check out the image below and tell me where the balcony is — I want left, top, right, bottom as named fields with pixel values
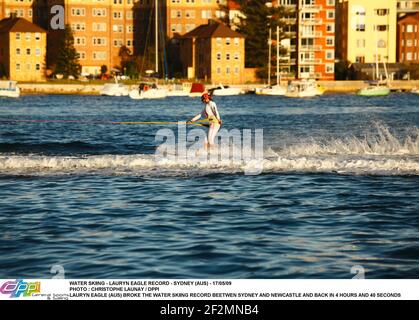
left=300, top=18, right=323, bottom=25
left=300, top=5, right=322, bottom=12
left=300, top=58, right=323, bottom=64
left=300, top=31, right=323, bottom=37
left=278, top=59, right=297, bottom=65
left=300, top=45, right=322, bottom=51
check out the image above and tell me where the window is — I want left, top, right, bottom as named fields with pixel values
left=327, top=0, right=335, bottom=5
left=326, top=37, right=334, bottom=46
left=355, top=56, right=365, bottom=63
left=26, top=48, right=31, bottom=55
left=356, top=24, right=365, bottom=31
left=16, top=33, right=21, bottom=41
left=226, top=53, right=230, bottom=60
left=93, top=23, right=107, bottom=32
left=25, top=33, right=31, bottom=41
left=113, top=12, right=123, bottom=19
left=226, top=38, right=230, bottom=45
left=375, top=25, right=388, bottom=31
left=113, top=39, right=124, bottom=47
left=326, top=24, right=334, bottom=33
left=216, top=67, right=221, bottom=75
left=36, top=48, right=41, bottom=56
left=234, top=53, right=239, bottom=60
left=326, top=64, right=334, bottom=73
left=216, top=38, right=222, bottom=46
left=36, top=64, right=40, bottom=71
left=234, top=66, right=239, bottom=74
left=356, top=39, right=365, bottom=48
left=326, top=50, right=334, bottom=60
left=93, top=52, right=107, bottom=60
left=216, top=52, right=221, bottom=60
left=16, top=48, right=21, bottom=55
left=201, top=10, right=211, bottom=19
left=406, top=52, right=413, bottom=61
left=16, top=63, right=21, bottom=71
left=185, top=10, right=195, bottom=19
left=406, top=25, right=414, bottom=33
left=226, top=67, right=230, bottom=74
left=93, top=38, right=107, bottom=46
left=113, top=25, right=123, bottom=32
left=93, top=9, right=107, bottom=16
left=375, top=9, right=389, bottom=16
left=71, top=8, right=85, bottom=16
left=301, top=38, right=314, bottom=46
left=75, top=37, right=86, bottom=45
left=234, top=37, right=239, bottom=46
left=72, top=23, right=86, bottom=31
left=35, top=33, right=41, bottom=41
left=326, top=10, right=335, bottom=19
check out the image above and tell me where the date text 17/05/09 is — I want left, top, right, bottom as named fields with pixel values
left=160, top=304, right=259, bottom=317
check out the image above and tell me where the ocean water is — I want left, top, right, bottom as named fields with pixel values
left=0, top=93, right=418, bottom=279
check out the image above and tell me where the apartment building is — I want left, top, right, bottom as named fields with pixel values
left=138, top=0, right=228, bottom=40
left=180, top=20, right=245, bottom=84
left=397, top=12, right=419, bottom=62
left=398, top=0, right=419, bottom=14
left=336, top=0, right=398, bottom=64
left=276, top=0, right=336, bottom=80
left=42, top=0, right=136, bottom=75
left=0, top=17, right=47, bottom=81
left=0, top=0, right=36, bottom=22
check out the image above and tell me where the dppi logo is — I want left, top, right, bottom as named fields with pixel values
left=0, top=280, right=41, bottom=298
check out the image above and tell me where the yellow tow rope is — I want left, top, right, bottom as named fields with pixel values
left=115, top=119, right=211, bottom=126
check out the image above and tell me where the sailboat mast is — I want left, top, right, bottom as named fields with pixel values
left=276, top=26, right=279, bottom=85
left=375, top=25, right=379, bottom=80
left=155, top=0, right=159, bottom=74
left=268, top=27, right=272, bottom=86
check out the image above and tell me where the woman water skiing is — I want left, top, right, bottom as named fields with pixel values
left=188, top=93, right=222, bottom=150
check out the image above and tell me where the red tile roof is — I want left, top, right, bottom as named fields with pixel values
left=183, top=20, right=244, bottom=39
left=0, top=17, right=46, bottom=34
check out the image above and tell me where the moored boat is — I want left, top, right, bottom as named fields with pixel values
left=285, top=79, right=324, bottom=98
left=129, top=83, right=167, bottom=100
left=209, top=83, right=244, bottom=96
left=357, top=82, right=390, bottom=97
left=0, top=81, right=20, bottom=98
left=100, top=78, right=129, bottom=96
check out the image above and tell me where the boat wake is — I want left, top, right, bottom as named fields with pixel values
left=0, top=124, right=417, bottom=176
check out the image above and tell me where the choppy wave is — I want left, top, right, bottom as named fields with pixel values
left=279, top=124, right=419, bottom=156
left=0, top=153, right=417, bottom=176
left=0, top=124, right=417, bottom=176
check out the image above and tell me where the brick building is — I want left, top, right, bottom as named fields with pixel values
left=0, top=17, right=47, bottom=81
left=180, top=21, right=245, bottom=84
left=397, top=12, right=419, bottom=62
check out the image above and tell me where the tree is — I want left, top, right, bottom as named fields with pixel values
left=54, top=25, right=81, bottom=78
left=235, top=1, right=290, bottom=70
left=0, top=63, right=7, bottom=79
left=335, top=59, right=351, bottom=80
left=100, top=65, right=108, bottom=75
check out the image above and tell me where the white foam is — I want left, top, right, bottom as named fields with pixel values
left=0, top=153, right=417, bottom=176
left=1, top=124, right=417, bottom=176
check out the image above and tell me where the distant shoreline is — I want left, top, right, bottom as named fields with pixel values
left=13, top=80, right=419, bottom=95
